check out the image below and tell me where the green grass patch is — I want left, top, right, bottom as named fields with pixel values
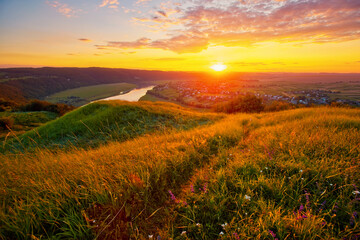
left=1, top=101, right=219, bottom=152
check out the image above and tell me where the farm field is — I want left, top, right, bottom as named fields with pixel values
left=45, top=83, right=137, bottom=106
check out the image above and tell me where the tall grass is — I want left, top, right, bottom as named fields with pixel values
left=0, top=105, right=359, bottom=239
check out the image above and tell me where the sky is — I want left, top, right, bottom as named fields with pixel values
left=0, top=0, right=359, bottom=72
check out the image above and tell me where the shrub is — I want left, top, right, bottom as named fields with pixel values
left=0, top=116, right=14, bottom=130
left=0, top=98, right=19, bottom=112
left=20, top=100, right=76, bottom=116
left=264, top=100, right=296, bottom=112
left=214, top=93, right=264, bottom=113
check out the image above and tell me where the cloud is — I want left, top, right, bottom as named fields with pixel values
left=46, top=1, right=81, bottom=18
left=136, top=0, right=151, bottom=5
left=99, top=0, right=119, bottom=9
left=78, top=38, right=92, bottom=42
left=102, top=0, right=360, bottom=53
left=98, top=34, right=209, bottom=53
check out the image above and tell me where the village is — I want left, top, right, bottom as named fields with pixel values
left=148, top=81, right=360, bottom=108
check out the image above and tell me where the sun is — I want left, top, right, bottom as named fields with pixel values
left=210, top=63, right=227, bottom=72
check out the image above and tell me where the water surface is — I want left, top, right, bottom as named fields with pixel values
left=100, top=86, right=155, bottom=102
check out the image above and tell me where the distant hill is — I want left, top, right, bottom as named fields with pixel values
left=0, top=67, right=203, bottom=103
left=1, top=67, right=359, bottom=105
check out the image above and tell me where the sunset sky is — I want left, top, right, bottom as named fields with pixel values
left=0, top=0, right=359, bottom=72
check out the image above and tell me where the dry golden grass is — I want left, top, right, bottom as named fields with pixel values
left=0, top=104, right=359, bottom=239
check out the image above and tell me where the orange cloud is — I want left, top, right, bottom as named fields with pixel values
left=105, top=0, right=360, bottom=53
left=99, top=0, right=119, bottom=9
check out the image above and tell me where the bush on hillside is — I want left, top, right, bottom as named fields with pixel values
left=213, top=94, right=264, bottom=113
left=0, top=116, right=14, bottom=130
left=0, top=98, right=19, bottom=112
left=264, top=100, right=296, bottom=112
left=20, top=100, right=76, bottom=116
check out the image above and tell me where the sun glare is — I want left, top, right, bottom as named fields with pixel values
left=210, top=63, right=227, bottom=72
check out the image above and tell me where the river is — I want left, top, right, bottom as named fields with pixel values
left=99, top=86, right=155, bottom=102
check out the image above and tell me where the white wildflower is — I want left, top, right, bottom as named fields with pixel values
left=301, top=178, right=304, bottom=180
left=219, top=231, right=224, bottom=235
left=196, top=223, right=201, bottom=227
left=244, top=195, right=251, bottom=201
left=265, top=167, right=268, bottom=170
left=181, top=231, right=186, bottom=236
left=353, top=191, right=360, bottom=195
left=149, top=235, right=153, bottom=239
left=260, top=170, right=263, bottom=173
left=299, top=169, right=303, bottom=173
left=330, top=183, right=333, bottom=186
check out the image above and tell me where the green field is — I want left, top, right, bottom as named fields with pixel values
left=0, top=102, right=359, bottom=239
left=45, top=83, right=136, bottom=106
left=0, top=111, right=58, bottom=140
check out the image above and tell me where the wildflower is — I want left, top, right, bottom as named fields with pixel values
left=168, top=190, right=179, bottom=203
left=190, top=185, right=195, bottom=193
left=219, top=231, right=224, bottom=235
left=260, top=170, right=263, bottom=173
left=181, top=231, right=186, bottom=236
left=265, top=167, right=268, bottom=170
left=353, top=191, right=360, bottom=195
left=299, top=204, right=304, bottom=212
left=288, top=177, right=291, bottom=179
left=196, top=223, right=201, bottom=227
left=330, top=183, right=333, bottom=186
left=221, top=223, right=228, bottom=229
left=317, top=200, right=326, bottom=212
left=301, top=178, right=304, bottom=180
left=244, top=195, right=251, bottom=201
left=233, top=233, right=240, bottom=239
left=269, top=230, right=276, bottom=238
left=149, top=235, right=153, bottom=239
left=299, top=169, right=303, bottom=173
left=203, top=183, right=208, bottom=193
left=245, top=212, right=248, bottom=215
left=350, top=212, right=357, bottom=227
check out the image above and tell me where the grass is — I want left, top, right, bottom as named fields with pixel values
left=0, top=111, right=58, bottom=140
left=1, top=100, right=219, bottom=153
left=0, top=104, right=359, bottom=239
left=45, top=83, right=137, bottom=106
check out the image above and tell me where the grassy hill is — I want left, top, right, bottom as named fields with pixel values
left=0, top=104, right=359, bottom=239
left=1, top=101, right=219, bottom=153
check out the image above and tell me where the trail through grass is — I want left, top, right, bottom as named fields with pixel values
left=0, top=105, right=359, bottom=239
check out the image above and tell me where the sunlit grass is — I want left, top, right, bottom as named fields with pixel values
left=0, top=105, right=359, bottom=239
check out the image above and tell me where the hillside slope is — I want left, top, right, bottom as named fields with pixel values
left=0, top=106, right=359, bottom=239
left=1, top=100, right=219, bottom=152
